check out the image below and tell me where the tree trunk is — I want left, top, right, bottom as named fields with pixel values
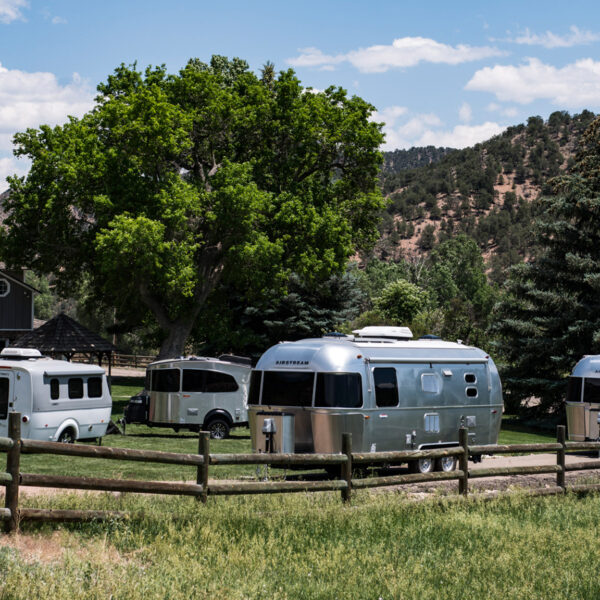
left=156, top=319, right=196, bottom=360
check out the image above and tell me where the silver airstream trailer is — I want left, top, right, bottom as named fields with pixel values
left=0, top=347, right=112, bottom=442
left=565, top=355, right=600, bottom=441
left=139, top=356, right=251, bottom=439
left=248, top=327, right=503, bottom=472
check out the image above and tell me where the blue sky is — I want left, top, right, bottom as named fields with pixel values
left=1, top=0, right=600, bottom=190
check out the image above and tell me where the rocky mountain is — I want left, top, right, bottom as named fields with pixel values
left=376, top=110, right=596, bottom=282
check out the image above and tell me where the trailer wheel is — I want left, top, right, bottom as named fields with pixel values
left=436, top=456, right=457, bottom=472
left=57, top=428, right=76, bottom=444
left=410, top=458, right=435, bottom=474
left=206, top=418, right=230, bottom=440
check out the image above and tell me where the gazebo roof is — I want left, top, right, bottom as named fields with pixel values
left=11, top=313, right=116, bottom=354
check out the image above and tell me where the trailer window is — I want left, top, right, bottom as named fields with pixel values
left=182, top=369, right=205, bottom=392
left=68, top=378, right=84, bottom=399
left=262, top=371, right=314, bottom=407
left=567, top=377, right=583, bottom=402
left=88, top=377, right=102, bottom=398
left=315, top=373, right=362, bottom=408
left=50, top=378, right=59, bottom=400
left=151, top=369, right=180, bottom=392
left=248, top=371, right=262, bottom=405
left=373, top=368, right=398, bottom=408
left=0, top=378, right=8, bottom=419
left=584, top=378, right=600, bottom=403
left=204, top=371, right=238, bottom=393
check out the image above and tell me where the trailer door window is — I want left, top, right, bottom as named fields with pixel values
left=262, top=371, right=314, bottom=407
left=421, top=374, right=441, bottom=394
left=315, top=373, right=362, bottom=408
left=50, top=378, right=59, bottom=400
left=151, top=369, right=180, bottom=393
left=567, top=377, right=583, bottom=402
left=68, top=378, right=84, bottom=399
left=0, top=378, right=8, bottom=419
left=88, top=377, right=102, bottom=398
left=374, top=368, right=398, bottom=408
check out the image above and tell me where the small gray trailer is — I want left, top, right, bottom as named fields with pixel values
left=125, top=355, right=251, bottom=439
left=565, top=355, right=600, bottom=441
left=248, top=327, right=503, bottom=472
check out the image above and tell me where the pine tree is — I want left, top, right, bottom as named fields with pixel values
left=492, top=116, right=600, bottom=414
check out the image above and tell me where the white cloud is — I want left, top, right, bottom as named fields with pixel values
left=466, top=57, right=600, bottom=106
left=379, top=109, right=504, bottom=151
left=486, top=102, right=519, bottom=118
left=372, top=105, right=408, bottom=127
left=0, top=0, right=27, bottom=24
left=416, top=122, right=506, bottom=149
left=0, top=63, right=94, bottom=191
left=0, top=157, right=29, bottom=192
left=459, top=102, right=472, bottom=123
left=509, top=26, right=600, bottom=48
left=288, top=37, right=504, bottom=73
left=51, top=15, right=67, bottom=25
left=288, top=47, right=345, bottom=68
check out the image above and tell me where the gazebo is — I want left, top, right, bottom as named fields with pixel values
left=11, top=312, right=117, bottom=378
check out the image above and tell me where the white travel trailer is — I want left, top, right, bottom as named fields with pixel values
left=565, top=355, right=600, bottom=441
left=248, top=327, right=503, bottom=472
left=128, top=356, right=252, bottom=439
left=0, top=347, right=112, bottom=442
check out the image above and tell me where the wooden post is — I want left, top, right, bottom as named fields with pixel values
left=198, top=432, right=210, bottom=503
left=458, top=427, right=469, bottom=497
left=557, top=425, right=566, bottom=491
left=341, top=433, right=352, bottom=503
left=4, top=413, right=21, bottom=534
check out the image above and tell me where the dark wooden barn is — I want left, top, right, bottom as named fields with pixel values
left=0, top=269, right=38, bottom=349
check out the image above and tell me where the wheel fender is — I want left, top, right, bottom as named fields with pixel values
left=203, top=409, right=232, bottom=426
left=55, top=419, right=80, bottom=441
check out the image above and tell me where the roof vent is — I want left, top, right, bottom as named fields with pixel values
left=352, top=326, right=413, bottom=340
left=1, top=348, right=42, bottom=358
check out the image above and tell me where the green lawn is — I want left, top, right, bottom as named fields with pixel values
left=3, top=491, right=600, bottom=599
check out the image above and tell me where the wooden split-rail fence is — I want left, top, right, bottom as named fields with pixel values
left=2, top=413, right=600, bottom=533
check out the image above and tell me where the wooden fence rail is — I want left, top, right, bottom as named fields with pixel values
left=3, top=413, right=600, bottom=533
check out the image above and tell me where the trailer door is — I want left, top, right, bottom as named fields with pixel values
left=0, top=371, right=14, bottom=431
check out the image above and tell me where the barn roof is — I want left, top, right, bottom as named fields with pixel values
left=11, top=312, right=116, bottom=354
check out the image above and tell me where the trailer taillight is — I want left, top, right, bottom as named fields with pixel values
left=22, top=415, right=29, bottom=423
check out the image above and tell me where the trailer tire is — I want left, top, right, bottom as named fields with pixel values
left=435, top=456, right=457, bottom=472
left=410, top=458, right=435, bottom=474
left=206, top=418, right=230, bottom=440
left=57, top=428, right=76, bottom=444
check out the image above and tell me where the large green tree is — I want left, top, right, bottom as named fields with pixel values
left=0, top=56, right=384, bottom=358
left=492, top=116, right=600, bottom=414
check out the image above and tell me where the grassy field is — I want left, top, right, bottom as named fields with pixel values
left=18, top=376, right=558, bottom=481
left=3, top=376, right=594, bottom=599
left=2, top=490, right=600, bottom=599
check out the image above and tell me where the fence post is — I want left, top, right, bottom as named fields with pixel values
left=557, top=425, right=566, bottom=492
left=198, top=432, right=210, bottom=503
left=341, top=433, right=352, bottom=503
left=458, top=427, right=469, bottom=497
left=4, top=413, right=21, bottom=534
